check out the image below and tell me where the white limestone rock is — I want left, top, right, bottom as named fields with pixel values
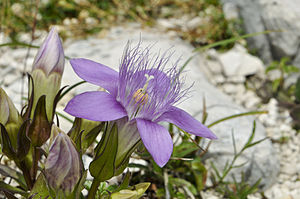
left=218, top=44, right=265, bottom=78
left=221, top=0, right=300, bottom=68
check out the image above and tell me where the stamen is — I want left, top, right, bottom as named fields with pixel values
left=133, top=88, right=148, bottom=104
left=130, top=74, right=155, bottom=118
left=142, top=74, right=154, bottom=91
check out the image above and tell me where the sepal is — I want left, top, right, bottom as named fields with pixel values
left=110, top=182, right=150, bottom=199
left=0, top=124, right=16, bottom=159
left=27, top=95, right=51, bottom=147
left=89, top=123, right=118, bottom=181
left=68, top=117, right=103, bottom=153
left=90, top=120, right=141, bottom=181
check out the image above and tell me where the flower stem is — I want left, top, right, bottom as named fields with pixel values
left=31, top=147, right=40, bottom=182
left=18, top=160, right=33, bottom=189
left=87, top=178, right=101, bottom=199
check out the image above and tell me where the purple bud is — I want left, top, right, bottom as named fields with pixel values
left=45, top=133, right=82, bottom=194
left=32, top=27, right=64, bottom=76
left=30, top=27, right=65, bottom=121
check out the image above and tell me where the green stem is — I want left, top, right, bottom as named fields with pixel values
left=87, top=178, right=101, bottom=199
left=31, top=147, right=40, bottom=183
left=18, top=160, right=33, bottom=189
left=207, top=111, right=268, bottom=128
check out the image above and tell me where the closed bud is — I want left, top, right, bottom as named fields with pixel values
left=30, top=27, right=65, bottom=121
left=45, top=132, right=82, bottom=195
left=0, top=88, right=22, bottom=149
left=0, top=88, right=22, bottom=126
left=32, top=27, right=64, bottom=76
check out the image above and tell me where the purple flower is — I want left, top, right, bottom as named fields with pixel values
left=65, top=43, right=217, bottom=167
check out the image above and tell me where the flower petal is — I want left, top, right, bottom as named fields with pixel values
left=64, top=91, right=127, bottom=121
left=157, top=106, right=217, bottom=139
left=70, top=58, right=119, bottom=94
left=136, top=119, right=173, bottom=167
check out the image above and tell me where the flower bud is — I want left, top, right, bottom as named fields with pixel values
left=0, top=88, right=22, bottom=126
left=45, top=132, right=82, bottom=195
left=32, top=27, right=64, bottom=76
left=0, top=88, right=23, bottom=149
left=30, top=27, right=65, bottom=121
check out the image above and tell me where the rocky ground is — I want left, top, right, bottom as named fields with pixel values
left=202, top=45, right=300, bottom=199
left=0, top=24, right=299, bottom=199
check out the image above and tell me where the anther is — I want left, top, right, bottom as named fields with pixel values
left=132, top=74, right=154, bottom=105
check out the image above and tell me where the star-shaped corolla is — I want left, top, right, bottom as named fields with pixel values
left=65, top=43, right=217, bottom=167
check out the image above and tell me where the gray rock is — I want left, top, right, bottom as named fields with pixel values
left=64, top=25, right=279, bottom=189
left=221, top=0, right=300, bottom=67
left=186, top=16, right=203, bottom=30
left=222, top=1, right=239, bottom=20
left=218, top=44, right=264, bottom=77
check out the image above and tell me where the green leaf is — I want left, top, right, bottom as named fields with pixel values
left=0, top=123, right=16, bottom=159
left=190, top=158, right=207, bottom=191
left=272, top=79, right=280, bottom=92
left=28, top=95, right=51, bottom=147
left=244, top=121, right=256, bottom=148
left=89, top=123, right=118, bottom=181
left=207, top=111, right=267, bottom=128
left=265, top=64, right=278, bottom=74
left=284, top=65, right=299, bottom=74
left=0, top=181, right=28, bottom=197
left=294, top=77, right=300, bottom=102
left=110, top=182, right=150, bottom=199
left=22, top=74, right=35, bottom=120
left=181, top=30, right=276, bottom=71
left=59, top=81, right=86, bottom=101
left=68, top=118, right=102, bottom=153
left=115, top=172, right=131, bottom=192
left=16, top=120, right=31, bottom=160
left=290, top=105, right=300, bottom=123
left=169, top=177, right=197, bottom=195
left=29, top=174, right=53, bottom=199
left=0, top=164, right=27, bottom=189
left=82, top=122, right=104, bottom=152
left=173, top=140, right=199, bottom=157
left=52, top=85, right=68, bottom=120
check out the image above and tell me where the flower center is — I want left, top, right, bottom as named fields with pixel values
left=132, top=74, right=154, bottom=105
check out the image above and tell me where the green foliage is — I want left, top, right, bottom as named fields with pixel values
left=1, top=0, right=240, bottom=49
left=263, top=57, right=300, bottom=128
left=265, top=57, right=299, bottom=93
left=130, top=117, right=267, bottom=198
left=29, top=174, right=53, bottom=199
left=294, top=77, right=300, bottom=102
left=217, top=173, right=261, bottom=199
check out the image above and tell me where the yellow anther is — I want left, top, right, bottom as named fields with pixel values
left=132, top=74, right=154, bottom=105
left=133, top=88, right=149, bottom=105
